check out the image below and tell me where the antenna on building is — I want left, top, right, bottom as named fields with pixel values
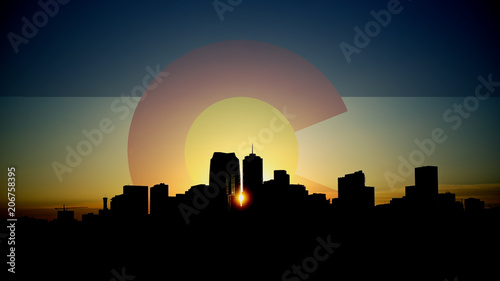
left=252, top=143, right=253, bottom=154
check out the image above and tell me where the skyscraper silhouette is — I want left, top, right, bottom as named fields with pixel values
left=243, top=148, right=263, bottom=195
left=415, top=166, right=438, bottom=201
left=102, top=197, right=108, bottom=211
left=209, top=152, right=240, bottom=209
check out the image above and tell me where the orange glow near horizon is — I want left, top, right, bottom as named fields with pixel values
left=4, top=41, right=499, bottom=221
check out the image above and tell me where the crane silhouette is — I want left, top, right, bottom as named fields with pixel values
left=54, top=205, right=88, bottom=222
left=55, top=205, right=87, bottom=211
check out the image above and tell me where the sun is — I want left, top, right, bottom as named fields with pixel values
left=238, top=193, right=244, bottom=206
left=184, top=97, right=299, bottom=186
left=127, top=41, right=345, bottom=196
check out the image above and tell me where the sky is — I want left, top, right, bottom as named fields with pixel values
left=1, top=0, right=499, bottom=220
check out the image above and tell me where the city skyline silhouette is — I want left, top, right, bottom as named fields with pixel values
left=2, top=1, right=499, bottom=280
left=4, top=149, right=498, bottom=280
left=18, top=147, right=492, bottom=225
left=81, top=150, right=490, bottom=222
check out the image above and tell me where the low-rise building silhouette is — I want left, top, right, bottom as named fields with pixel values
left=337, top=170, right=374, bottom=209
left=111, top=185, right=148, bottom=218
left=150, top=183, right=169, bottom=217
left=261, top=170, right=308, bottom=209
left=464, top=197, right=485, bottom=214
left=57, top=209, right=75, bottom=222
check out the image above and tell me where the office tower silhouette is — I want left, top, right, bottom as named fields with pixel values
left=209, top=152, right=240, bottom=209
left=111, top=185, right=148, bottom=217
left=337, top=171, right=374, bottom=209
left=150, top=183, right=169, bottom=217
left=243, top=148, right=263, bottom=196
left=102, top=197, right=108, bottom=211
left=415, top=166, right=438, bottom=201
left=397, top=166, right=463, bottom=211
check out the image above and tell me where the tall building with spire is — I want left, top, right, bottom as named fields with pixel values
left=243, top=145, right=263, bottom=196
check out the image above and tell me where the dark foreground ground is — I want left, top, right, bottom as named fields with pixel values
left=2, top=206, right=499, bottom=281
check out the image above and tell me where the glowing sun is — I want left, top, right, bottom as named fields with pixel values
left=184, top=97, right=299, bottom=185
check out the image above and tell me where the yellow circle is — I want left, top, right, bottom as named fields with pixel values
left=185, top=97, right=298, bottom=185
